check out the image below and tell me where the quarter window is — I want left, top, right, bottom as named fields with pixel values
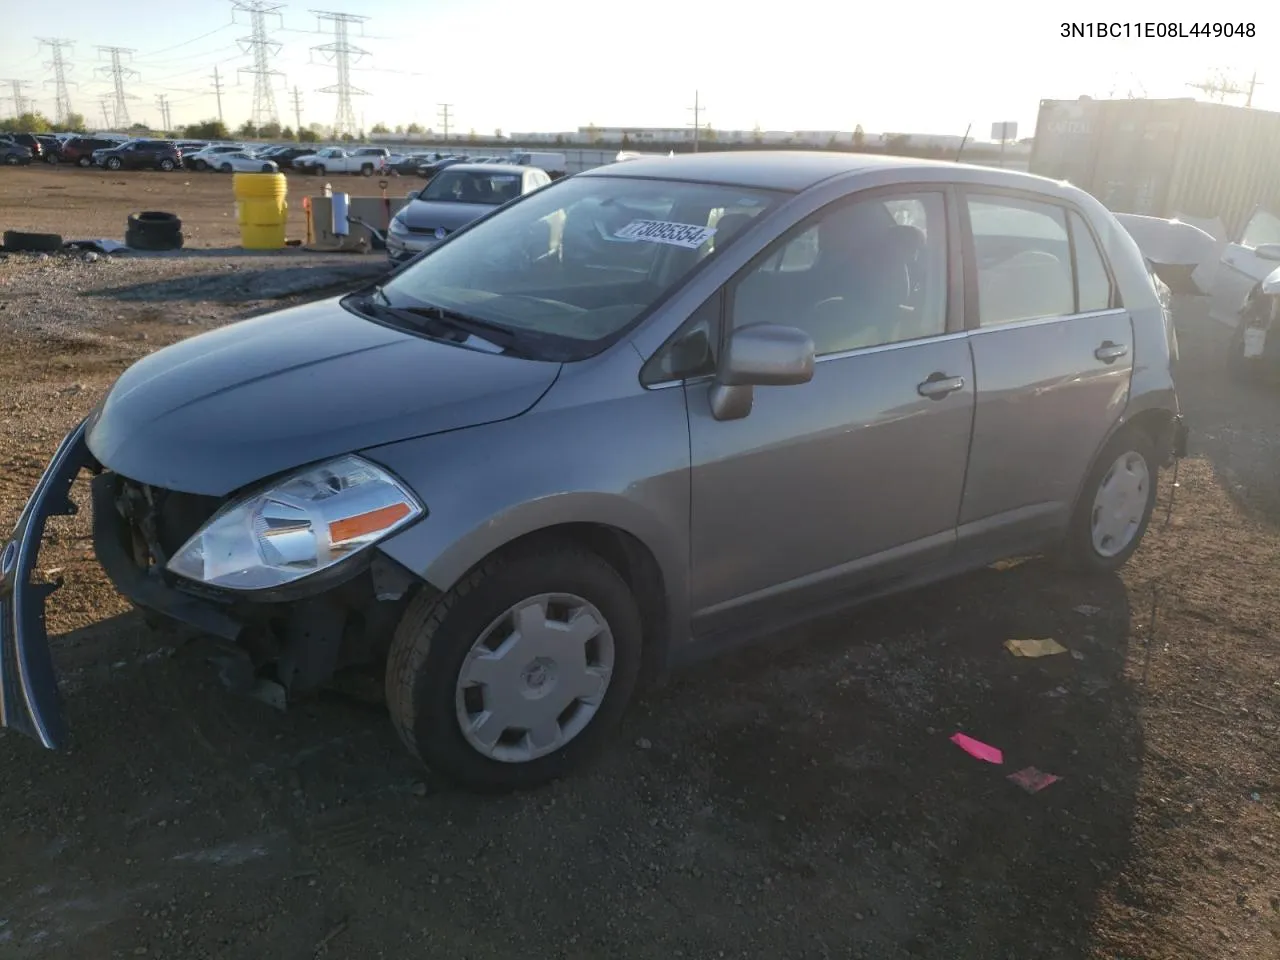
left=729, top=191, right=948, bottom=356
left=1069, top=210, right=1113, bottom=312
left=967, top=196, right=1074, bottom=325
left=1240, top=209, right=1280, bottom=249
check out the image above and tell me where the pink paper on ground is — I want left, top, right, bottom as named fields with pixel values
left=1008, top=767, right=1061, bottom=793
left=950, top=732, right=1004, bottom=764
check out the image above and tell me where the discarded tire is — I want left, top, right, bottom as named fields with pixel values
left=3, top=230, right=63, bottom=253
left=125, top=211, right=184, bottom=251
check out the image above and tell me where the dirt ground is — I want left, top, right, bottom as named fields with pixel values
left=0, top=164, right=407, bottom=249
left=2, top=173, right=1280, bottom=959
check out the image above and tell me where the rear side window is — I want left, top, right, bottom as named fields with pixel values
left=1069, top=211, right=1113, bottom=312
left=967, top=195, right=1073, bottom=326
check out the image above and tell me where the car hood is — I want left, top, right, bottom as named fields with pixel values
left=85, top=298, right=562, bottom=497
left=399, top=200, right=498, bottom=233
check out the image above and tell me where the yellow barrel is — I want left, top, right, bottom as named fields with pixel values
left=233, top=172, right=289, bottom=249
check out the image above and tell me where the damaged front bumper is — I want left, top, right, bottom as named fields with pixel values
left=0, top=421, right=94, bottom=748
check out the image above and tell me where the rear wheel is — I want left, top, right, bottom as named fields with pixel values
left=261, top=163, right=273, bottom=173
left=3, top=154, right=18, bottom=166
left=1063, top=428, right=1158, bottom=573
left=360, top=164, right=374, bottom=177
left=159, top=158, right=175, bottom=172
left=386, top=541, right=643, bottom=792
left=315, top=164, right=326, bottom=176
left=77, top=156, right=91, bottom=168
left=105, top=157, right=122, bottom=171
left=219, top=163, right=233, bottom=173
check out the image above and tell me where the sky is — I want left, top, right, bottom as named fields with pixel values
left=2, top=0, right=1277, bottom=139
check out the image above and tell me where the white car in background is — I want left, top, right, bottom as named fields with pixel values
left=213, top=152, right=280, bottom=173
left=187, top=144, right=248, bottom=171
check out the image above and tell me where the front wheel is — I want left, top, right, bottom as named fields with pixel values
left=261, top=164, right=273, bottom=173
left=77, top=156, right=91, bottom=167
left=45, top=153, right=58, bottom=165
left=1063, top=428, right=1159, bottom=573
left=360, top=164, right=374, bottom=177
left=3, top=154, right=17, bottom=166
left=219, top=163, right=233, bottom=173
left=159, top=158, right=175, bottom=172
left=385, top=542, right=643, bottom=792
left=105, top=157, right=122, bottom=171
left=314, top=164, right=326, bottom=176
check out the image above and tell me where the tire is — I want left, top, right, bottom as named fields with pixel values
left=261, top=164, right=273, bottom=173
left=386, top=541, right=643, bottom=792
left=3, top=230, right=63, bottom=252
left=191, top=159, right=206, bottom=171
left=77, top=156, right=91, bottom=168
left=45, top=153, right=58, bottom=165
left=3, top=154, right=17, bottom=166
left=159, top=158, right=175, bottom=172
left=360, top=164, right=374, bottom=177
left=125, top=211, right=183, bottom=251
left=219, top=163, right=232, bottom=173
left=1063, top=427, right=1159, bottom=574
left=315, top=164, right=326, bottom=176
left=105, top=157, right=122, bottom=171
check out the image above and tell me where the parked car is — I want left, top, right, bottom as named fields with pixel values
left=260, top=146, right=316, bottom=171
left=93, top=139, right=183, bottom=172
left=36, top=136, right=61, bottom=163
left=185, top=144, right=247, bottom=171
left=212, top=152, right=280, bottom=173
left=386, top=163, right=551, bottom=264
left=0, top=152, right=1187, bottom=792
left=57, top=136, right=126, bottom=168
left=387, top=152, right=436, bottom=175
left=0, top=133, right=45, bottom=162
left=415, top=155, right=470, bottom=180
left=0, top=142, right=34, bottom=166
left=293, top=146, right=389, bottom=176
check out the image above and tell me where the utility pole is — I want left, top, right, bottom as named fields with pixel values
left=311, top=10, right=370, bottom=138
left=291, top=84, right=304, bottom=133
left=438, top=103, right=452, bottom=141
left=1246, top=70, right=1263, bottom=107
left=1187, top=68, right=1255, bottom=104
left=4, top=79, right=32, bottom=117
left=37, top=38, right=76, bottom=125
left=232, top=0, right=284, bottom=129
left=686, top=90, right=706, bottom=153
left=95, top=46, right=139, bottom=128
left=156, top=94, right=172, bottom=132
left=211, top=64, right=225, bottom=123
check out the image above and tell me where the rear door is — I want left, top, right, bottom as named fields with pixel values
left=956, top=190, right=1133, bottom=557
left=1210, top=207, right=1280, bottom=325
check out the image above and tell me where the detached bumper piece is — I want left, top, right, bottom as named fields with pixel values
left=0, top=421, right=93, bottom=749
left=1171, top=414, right=1189, bottom=460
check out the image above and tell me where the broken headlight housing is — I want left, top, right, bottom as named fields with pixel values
left=166, top=455, right=423, bottom=591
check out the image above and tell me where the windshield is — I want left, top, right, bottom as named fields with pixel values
left=380, top=174, right=781, bottom=351
left=420, top=169, right=525, bottom=205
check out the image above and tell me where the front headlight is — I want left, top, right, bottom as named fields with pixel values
left=166, top=455, right=423, bottom=591
left=388, top=213, right=410, bottom=235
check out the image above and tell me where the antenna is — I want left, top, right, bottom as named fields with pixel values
left=310, top=10, right=370, bottom=137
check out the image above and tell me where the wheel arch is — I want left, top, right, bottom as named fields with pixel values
left=1067, top=401, right=1177, bottom=525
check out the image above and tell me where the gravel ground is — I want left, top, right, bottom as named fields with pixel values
left=1, top=242, right=1279, bottom=960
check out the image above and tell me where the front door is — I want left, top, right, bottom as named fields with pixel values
left=957, top=191, right=1134, bottom=555
left=1210, top=207, right=1280, bottom=325
left=686, top=187, right=975, bottom=639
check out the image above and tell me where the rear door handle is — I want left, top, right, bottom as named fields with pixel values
left=1095, top=341, right=1129, bottom=363
left=917, top=373, right=966, bottom=399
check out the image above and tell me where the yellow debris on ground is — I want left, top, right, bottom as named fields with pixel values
left=1004, top=638, right=1069, bottom=658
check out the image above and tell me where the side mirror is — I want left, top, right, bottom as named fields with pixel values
left=1255, top=242, right=1280, bottom=263
left=406, top=190, right=420, bottom=201
left=709, top=323, right=815, bottom=421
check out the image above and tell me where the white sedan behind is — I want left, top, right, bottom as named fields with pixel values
left=214, top=152, right=280, bottom=174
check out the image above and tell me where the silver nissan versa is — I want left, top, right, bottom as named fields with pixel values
left=1, top=152, right=1187, bottom=792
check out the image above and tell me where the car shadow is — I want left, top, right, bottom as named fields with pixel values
left=82, top=262, right=388, bottom=304
left=1169, top=294, right=1280, bottom=527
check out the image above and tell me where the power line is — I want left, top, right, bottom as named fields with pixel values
left=37, top=38, right=76, bottom=125
left=311, top=9, right=370, bottom=137
left=438, top=103, right=453, bottom=140
left=4, top=79, right=33, bottom=116
left=96, top=46, right=140, bottom=127
left=135, top=21, right=236, bottom=60
left=232, top=1, right=285, bottom=129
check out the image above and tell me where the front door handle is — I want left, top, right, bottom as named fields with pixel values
left=1095, top=341, right=1129, bottom=363
left=917, top=372, right=965, bottom=399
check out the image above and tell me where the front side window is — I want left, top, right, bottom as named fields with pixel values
left=1241, top=208, right=1280, bottom=249
left=421, top=170, right=526, bottom=206
left=967, top=195, right=1074, bottom=325
left=379, top=175, right=780, bottom=353
left=729, top=191, right=948, bottom=355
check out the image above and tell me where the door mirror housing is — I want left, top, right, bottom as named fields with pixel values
left=709, top=323, right=815, bottom=421
left=1254, top=242, right=1280, bottom=263
left=406, top=189, right=420, bottom=201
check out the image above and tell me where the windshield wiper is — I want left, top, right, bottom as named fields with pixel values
left=361, top=288, right=545, bottom=357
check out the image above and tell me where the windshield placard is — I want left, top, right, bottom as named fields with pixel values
left=614, top=219, right=716, bottom=249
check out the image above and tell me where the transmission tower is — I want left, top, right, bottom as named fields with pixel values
left=291, top=84, right=304, bottom=132
left=686, top=90, right=708, bottom=152
left=311, top=10, right=370, bottom=137
left=97, top=98, right=112, bottom=128
left=437, top=103, right=452, bottom=140
left=95, top=46, right=140, bottom=128
left=37, top=38, right=76, bottom=125
left=4, top=79, right=33, bottom=117
left=1188, top=68, right=1263, bottom=106
left=232, top=0, right=284, bottom=128
left=156, top=94, right=172, bottom=131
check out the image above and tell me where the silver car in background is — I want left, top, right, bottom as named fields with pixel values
left=385, top=162, right=552, bottom=264
left=1, top=152, right=1185, bottom=792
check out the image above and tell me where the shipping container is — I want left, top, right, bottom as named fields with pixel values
left=1030, top=97, right=1280, bottom=240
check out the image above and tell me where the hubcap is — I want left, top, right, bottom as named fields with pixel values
left=454, top=593, right=614, bottom=764
left=1090, top=451, right=1150, bottom=558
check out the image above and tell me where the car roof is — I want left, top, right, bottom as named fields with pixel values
left=440, top=162, right=528, bottom=175
left=580, top=149, right=1075, bottom=197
